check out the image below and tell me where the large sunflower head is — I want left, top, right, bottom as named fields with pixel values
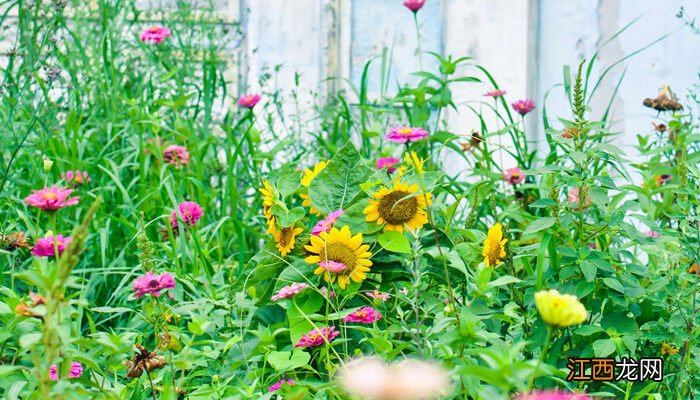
left=300, top=161, right=328, bottom=216
left=272, top=225, right=304, bottom=257
left=304, top=225, right=372, bottom=289
left=363, top=180, right=432, bottom=232
left=482, top=223, right=507, bottom=267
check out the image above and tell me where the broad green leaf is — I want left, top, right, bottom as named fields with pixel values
left=603, top=278, right=625, bottom=293
left=267, top=350, right=311, bottom=372
left=377, top=231, right=411, bottom=254
left=593, top=338, right=616, bottom=357
left=524, top=217, right=556, bottom=235
left=580, top=261, right=597, bottom=282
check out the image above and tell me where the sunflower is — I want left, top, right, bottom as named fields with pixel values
left=364, top=180, right=432, bottom=232
left=482, top=223, right=507, bottom=267
left=272, top=224, right=303, bottom=257
left=259, top=180, right=276, bottom=234
left=300, top=161, right=328, bottom=216
left=305, top=225, right=372, bottom=289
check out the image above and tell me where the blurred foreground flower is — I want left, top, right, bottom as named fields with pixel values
left=517, top=390, right=590, bottom=400
left=535, top=289, right=587, bottom=327
left=50, top=362, right=83, bottom=381
left=337, top=357, right=450, bottom=400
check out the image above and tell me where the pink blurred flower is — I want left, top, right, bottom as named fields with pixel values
left=403, top=0, right=425, bottom=12
left=319, top=260, right=347, bottom=273
left=484, top=89, right=507, bottom=98
left=32, top=235, right=72, bottom=257
left=140, top=26, right=171, bottom=44
left=502, top=168, right=525, bottom=185
left=399, top=287, right=409, bottom=295
left=321, top=287, right=336, bottom=299
left=163, top=145, right=190, bottom=168
left=269, top=378, right=294, bottom=392
left=61, top=170, right=91, bottom=186
left=24, top=186, right=79, bottom=211
left=170, top=201, right=203, bottom=229
left=376, top=157, right=400, bottom=173
left=645, top=230, right=660, bottom=238
left=271, top=283, right=309, bottom=301
left=49, top=362, right=83, bottom=381
left=132, top=272, right=176, bottom=299
left=517, top=390, right=590, bottom=400
left=343, top=307, right=382, bottom=324
left=312, top=210, right=344, bottom=236
left=366, top=290, right=390, bottom=302
left=511, top=99, right=535, bottom=115
left=568, top=188, right=591, bottom=210
left=385, top=126, right=429, bottom=143
left=294, top=326, right=339, bottom=348
left=238, top=93, right=261, bottom=108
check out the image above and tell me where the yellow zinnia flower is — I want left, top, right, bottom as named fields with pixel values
left=482, top=223, right=507, bottom=267
left=661, top=342, right=679, bottom=356
left=364, top=180, right=432, bottom=232
left=259, top=180, right=277, bottom=234
left=272, top=225, right=303, bottom=257
left=534, top=289, right=587, bottom=328
left=300, top=161, right=328, bottom=216
left=304, top=225, right=372, bottom=289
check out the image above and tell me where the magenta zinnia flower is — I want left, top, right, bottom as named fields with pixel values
left=132, top=272, right=176, bottom=299
left=294, top=326, right=339, bottom=348
left=385, top=126, right=429, bottom=143
left=271, top=283, right=309, bottom=301
left=140, top=26, right=171, bottom=44
left=366, top=290, right=390, bottom=301
left=375, top=157, right=400, bottom=173
left=484, top=89, right=507, bottom=98
left=645, top=230, right=660, bottom=238
left=170, top=201, right=203, bottom=229
left=312, top=209, right=344, bottom=236
left=163, top=145, right=190, bottom=168
left=403, top=0, right=425, bottom=12
left=502, top=168, right=525, bottom=185
left=321, top=287, right=336, bottom=299
left=61, top=170, right=91, bottom=186
left=269, top=378, right=295, bottom=392
left=517, top=390, right=590, bottom=400
left=32, top=235, right=72, bottom=257
left=24, top=186, right=79, bottom=211
left=238, top=93, right=261, bottom=109
left=319, top=260, right=347, bottom=273
left=49, top=362, right=83, bottom=381
left=343, top=307, right=382, bottom=324
left=511, top=99, right=535, bottom=115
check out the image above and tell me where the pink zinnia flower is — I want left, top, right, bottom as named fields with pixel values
left=645, top=230, right=660, bottom=238
left=366, top=290, right=390, bottom=302
left=140, top=26, right=171, bottom=44
left=312, top=210, right=345, bottom=236
left=24, top=186, right=79, bottom=211
left=321, top=287, right=336, bottom=299
left=269, top=378, right=294, bottom=392
left=271, top=283, right=309, bottom=301
left=502, top=168, right=525, bottom=185
left=49, top=362, right=83, bottom=381
left=132, top=272, right=176, bottom=299
left=568, top=188, right=591, bottom=210
left=512, top=99, right=535, bottom=115
left=163, top=145, right=190, bottom=168
left=517, top=390, right=590, bottom=400
left=375, top=157, right=400, bottom=173
left=61, top=170, right=91, bottom=186
left=32, top=235, right=72, bottom=257
left=385, top=126, right=429, bottom=143
left=319, top=260, right=347, bottom=273
left=343, top=307, right=382, bottom=324
left=238, top=93, right=261, bottom=109
left=484, top=89, right=507, bottom=98
left=294, top=326, right=339, bottom=348
left=403, top=0, right=425, bottom=12
left=170, top=201, right=203, bottom=229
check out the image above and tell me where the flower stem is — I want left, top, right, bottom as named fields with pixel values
left=413, top=12, right=424, bottom=71
left=527, top=326, right=554, bottom=390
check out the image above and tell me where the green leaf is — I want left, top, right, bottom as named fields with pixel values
left=575, top=325, right=603, bottom=336
left=589, top=187, right=608, bottom=207
left=308, top=142, right=372, bottom=215
left=19, top=332, right=43, bottom=349
left=272, top=206, right=306, bottom=227
left=603, top=278, right=625, bottom=293
left=524, top=217, right=556, bottom=235
left=580, top=261, right=597, bottom=282
left=377, top=231, right=411, bottom=254
left=267, top=350, right=311, bottom=372
left=487, top=275, right=521, bottom=288
left=593, top=338, right=616, bottom=357
left=529, top=198, right=557, bottom=208
left=277, top=171, right=302, bottom=198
